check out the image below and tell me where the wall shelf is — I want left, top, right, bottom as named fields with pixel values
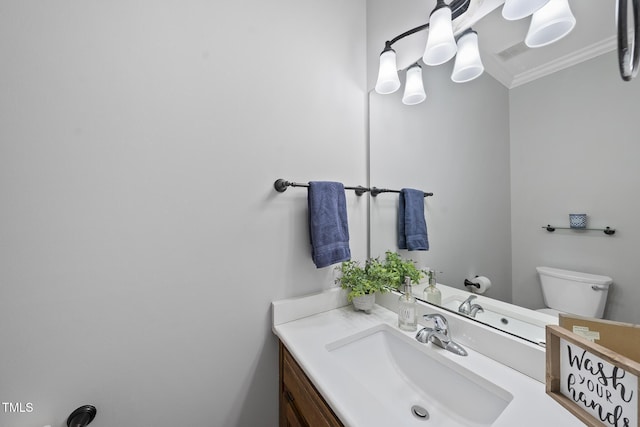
left=542, top=225, right=616, bottom=235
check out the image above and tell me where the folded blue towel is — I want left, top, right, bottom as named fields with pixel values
left=308, top=181, right=351, bottom=268
left=398, top=188, right=429, bottom=251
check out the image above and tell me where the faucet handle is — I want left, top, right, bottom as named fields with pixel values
left=458, top=294, right=478, bottom=314
left=427, top=329, right=451, bottom=348
left=423, top=313, right=448, bottom=332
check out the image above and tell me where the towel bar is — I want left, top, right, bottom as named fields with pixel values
left=274, top=179, right=368, bottom=196
left=371, top=187, right=433, bottom=197
left=274, top=179, right=433, bottom=198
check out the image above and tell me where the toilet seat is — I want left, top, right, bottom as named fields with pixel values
left=536, top=308, right=563, bottom=317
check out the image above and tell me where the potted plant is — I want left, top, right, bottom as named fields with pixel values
left=335, top=258, right=395, bottom=312
left=382, top=251, right=425, bottom=290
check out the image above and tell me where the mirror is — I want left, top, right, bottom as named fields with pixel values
left=368, top=0, right=640, bottom=345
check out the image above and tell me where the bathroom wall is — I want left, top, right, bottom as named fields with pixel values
left=367, top=0, right=513, bottom=302
left=510, top=51, right=640, bottom=323
left=0, top=1, right=367, bottom=426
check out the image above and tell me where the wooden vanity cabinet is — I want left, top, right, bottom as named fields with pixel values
left=279, top=341, right=344, bottom=427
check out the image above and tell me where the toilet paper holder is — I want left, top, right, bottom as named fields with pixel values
left=464, top=278, right=480, bottom=289
left=464, top=276, right=492, bottom=294
left=67, top=405, right=96, bottom=427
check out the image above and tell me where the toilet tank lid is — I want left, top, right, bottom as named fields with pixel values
left=536, top=266, right=613, bottom=285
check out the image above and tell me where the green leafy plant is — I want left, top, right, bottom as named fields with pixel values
left=382, top=251, right=424, bottom=290
left=335, top=252, right=425, bottom=301
left=335, top=258, right=395, bottom=302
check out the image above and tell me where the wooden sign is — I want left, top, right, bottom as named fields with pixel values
left=559, top=314, right=640, bottom=362
left=546, top=325, right=640, bottom=427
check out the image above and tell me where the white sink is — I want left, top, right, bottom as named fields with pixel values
left=326, top=324, right=513, bottom=427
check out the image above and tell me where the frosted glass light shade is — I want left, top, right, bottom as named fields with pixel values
left=502, top=0, right=550, bottom=21
left=525, top=0, right=576, bottom=48
left=402, top=64, right=426, bottom=105
left=422, top=4, right=457, bottom=66
left=375, top=48, right=401, bottom=94
left=451, top=30, right=484, bottom=83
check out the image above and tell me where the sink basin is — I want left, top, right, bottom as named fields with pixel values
left=441, top=296, right=547, bottom=345
left=326, top=324, right=512, bottom=427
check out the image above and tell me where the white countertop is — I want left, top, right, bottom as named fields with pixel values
left=272, top=290, right=584, bottom=427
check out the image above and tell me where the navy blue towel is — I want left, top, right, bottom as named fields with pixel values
left=308, top=181, right=351, bottom=268
left=398, top=188, right=429, bottom=251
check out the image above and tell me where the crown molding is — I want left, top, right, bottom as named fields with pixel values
left=509, top=35, right=617, bottom=88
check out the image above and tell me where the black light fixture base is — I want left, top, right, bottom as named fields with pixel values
left=67, top=405, right=97, bottom=427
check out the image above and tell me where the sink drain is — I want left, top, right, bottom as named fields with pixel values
left=411, top=405, right=429, bottom=420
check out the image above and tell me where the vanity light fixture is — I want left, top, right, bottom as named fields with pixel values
left=525, top=0, right=576, bottom=48
left=374, top=46, right=401, bottom=94
left=451, top=29, right=484, bottom=83
left=374, top=0, right=471, bottom=96
left=402, top=63, right=427, bottom=105
left=423, top=0, right=458, bottom=66
left=502, top=0, right=551, bottom=21
left=374, top=0, right=578, bottom=101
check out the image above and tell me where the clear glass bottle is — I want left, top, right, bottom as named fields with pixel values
left=423, top=269, right=442, bottom=305
left=398, top=276, right=417, bottom=331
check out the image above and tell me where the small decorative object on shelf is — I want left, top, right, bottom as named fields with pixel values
left=569, top=213, right=587, bottom=229
left=543, top=225, right=616, bottom=235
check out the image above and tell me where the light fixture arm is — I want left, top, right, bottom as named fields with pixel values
left=454, top=27, right=474, bottom=42
left=382, top=0, right=471, bottom=50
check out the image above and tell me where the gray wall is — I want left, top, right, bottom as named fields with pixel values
left=0, top=1, right=367, bottom=426
left=510, top=51, right=640, bottom=323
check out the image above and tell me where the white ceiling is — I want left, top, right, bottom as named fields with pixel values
left=469, top=0, right=618, bottom=88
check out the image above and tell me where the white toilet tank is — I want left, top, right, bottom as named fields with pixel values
left=536, top=266, right=612, bottom=318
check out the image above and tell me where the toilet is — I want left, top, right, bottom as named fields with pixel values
left=535, top=266, right=613, bottom=318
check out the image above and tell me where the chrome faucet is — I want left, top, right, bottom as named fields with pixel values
left=458, top=295, right=484, bottom=318
left=416, top=313, right=467, bottom=356
left=421, top=313, right=450, bottom=348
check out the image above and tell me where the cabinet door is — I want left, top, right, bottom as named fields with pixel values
left=282, top=392, right=306, bottom=427
left=279, top=342, right=343, bottom=427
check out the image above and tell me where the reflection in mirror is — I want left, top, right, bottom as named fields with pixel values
left=368, top=1, right=640, bottom=345
left=415, top=281, right=556, bottom=346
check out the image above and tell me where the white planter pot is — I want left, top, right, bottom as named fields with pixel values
left=352, top=293, right=375, bottom=312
